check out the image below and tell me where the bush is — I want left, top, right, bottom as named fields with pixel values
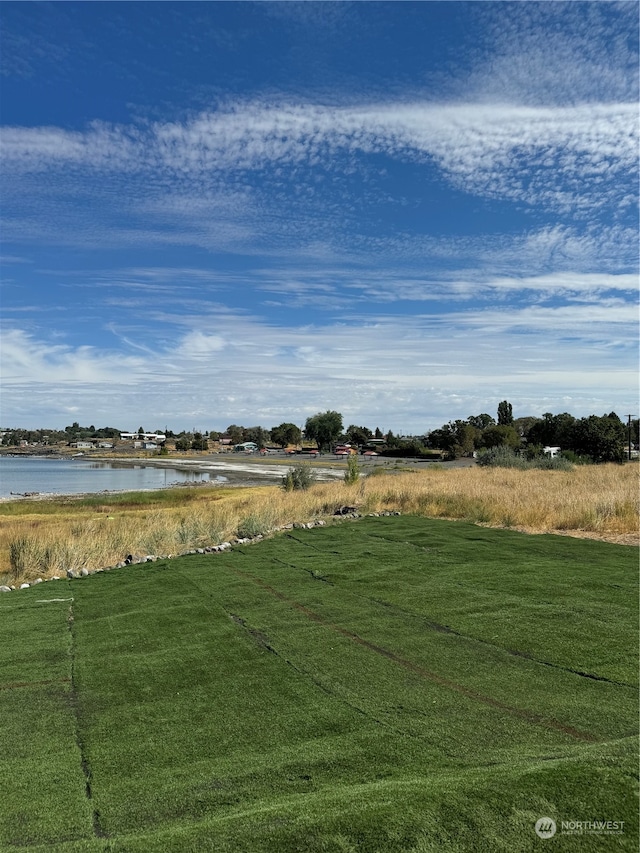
left=476, top=446, right=526, bottom=468
left=281, top=465, right=316, bottom=491
left=344, top=454, right=360, bottom=485
left=476, top=445, right=573, bottom=471
left=533, top=454, right=574, bottom=471
left=379, top=445, right=443, bottom=459
left=560, top=450, right=590, bottom=465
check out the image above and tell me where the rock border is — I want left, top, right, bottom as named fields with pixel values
left=0, top=511, right=402, bottom=592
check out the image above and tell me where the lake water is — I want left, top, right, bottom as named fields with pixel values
left=0, top=456, right=224, bottom=498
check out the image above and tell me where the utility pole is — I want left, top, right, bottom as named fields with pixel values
left=626, top=415, right=635, bottom=461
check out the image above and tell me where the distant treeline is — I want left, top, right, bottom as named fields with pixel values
left=3, top=404, right=638, bottom=463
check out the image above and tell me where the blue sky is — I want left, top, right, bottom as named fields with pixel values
left=1, top=1, right=638, bottom=433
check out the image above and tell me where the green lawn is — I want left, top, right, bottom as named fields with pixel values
left=0, top=516, right=637, bottom=852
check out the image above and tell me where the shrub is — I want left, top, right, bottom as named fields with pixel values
left=477, top=445, right=573, bottom=471
left=281, top=465, right=316, bottom=491
left=379, top=444, right=442, bottom=459
left=476, top=446, right=527, bottom=469
left=344, top=454, right=361, bottom=485
left=560, top=450, right=590, bottom=465
left=533, top=455, right=574, bottom=471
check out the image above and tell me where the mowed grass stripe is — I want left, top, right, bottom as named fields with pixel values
left=252, top=534, right=638, bottom=691
left=186, top=560, right=594, bottom=759
left=250, top=517, right=637, bottom=683
left=0, top=595, right=97, bottom=848
left=226, top=564, right=597, bottom=742
left=68, top=567, right=382, bottom=837
left=208, top=524, right=636, bottom=742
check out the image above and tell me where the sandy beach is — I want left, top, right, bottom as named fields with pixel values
left=106, top=454, right=349, bottom=484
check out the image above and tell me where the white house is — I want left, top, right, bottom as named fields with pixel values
left=120, top=432, right=166, bottom=443
left=543, top=446, right=561, bottom=458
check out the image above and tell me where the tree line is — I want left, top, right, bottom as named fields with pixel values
left=2, top=405, right=638, bottom=463
left=425, top=405, right=635, bottom=464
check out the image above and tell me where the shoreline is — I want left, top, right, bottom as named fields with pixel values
left=0, top=453, right=349, bottom=502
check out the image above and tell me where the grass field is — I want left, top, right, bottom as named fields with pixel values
left=0, top=515, right=637, bottom=851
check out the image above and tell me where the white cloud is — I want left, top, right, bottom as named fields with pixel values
left=177, top=331, right=227, bottom=357
left=464, top=1, right=638, bottom=107
left=0, top=328, right=146, bottom=386
left=2, top=297, right=636, bottom=431
left=2, top=99, right=636, bottom=215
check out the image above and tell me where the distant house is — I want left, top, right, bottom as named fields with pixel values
left=97, top=441, right=113, bottom=449
left=120, top=432, right=166, bottom=443
left=142, top=442, right=157, bottom=450
left=234, top=442, right=258, bottom=453
left=543, top=446, right=561, bottom=458
left=71, top=441, right=93, bottom=449
left=334, top=444, right=357, bottom=455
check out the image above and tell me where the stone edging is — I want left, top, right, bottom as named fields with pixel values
left=0, top=511, right=401, bottom=593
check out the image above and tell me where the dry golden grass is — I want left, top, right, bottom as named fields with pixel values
left=1, top=464, right=637, bottom=585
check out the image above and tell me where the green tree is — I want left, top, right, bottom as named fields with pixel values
left=468, top=413, right=495, bottom=430
left=191, top=432, right=208, bottom=451
left=304, top=411, right=343, bottom=452
left=374, top=427, right=383, bottom=439
left=426, top=420, right=477, bottom=458
left=175, top=437, right=191, bottom=452
left=497, top=401, right=513, bottom=426
left=385, top=430, right=399, bottom=448
left=527, top=413, right=576, bottom=448
left=479, top=425, right=520, bottom=450
left=571, top=414, right=625, bottom=463
left=270, top=423, right=302, bottom=448
left=244, top=426, right=268, bottom=447
left=226, top=425, right=245, bottom=444
left=345, top=424, right=372, bottom=447
left=513, top=416, right=540, bottom=440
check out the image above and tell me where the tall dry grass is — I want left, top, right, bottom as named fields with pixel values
left=1, top=464, right=637, bottom=585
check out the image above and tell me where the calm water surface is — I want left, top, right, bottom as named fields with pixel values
left=0, top=456, right=223, bottom=498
